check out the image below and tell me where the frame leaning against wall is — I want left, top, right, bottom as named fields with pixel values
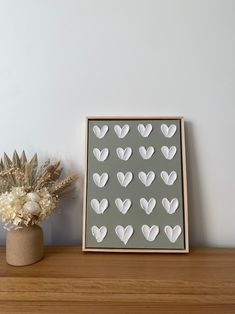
left=82, top=116, right=189, bottom=253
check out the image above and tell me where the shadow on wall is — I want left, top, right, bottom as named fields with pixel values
left=185, top=121, right=206, bottom=247
left=0, top=222, right=6, bottom=245
left=42, top=168, right=84, bottom=245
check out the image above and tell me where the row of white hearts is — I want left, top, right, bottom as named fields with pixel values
left=91, top=198, right=179, bottom=215
left=92, top=225, right=182, bottom=244
left=93, top=124, right=177, bottom=139
left=94, top=146, right=177, bottom=161
left=93, top=171, right=177, bottom=187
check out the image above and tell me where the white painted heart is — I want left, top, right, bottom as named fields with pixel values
left=117, top=172, right=133, bottom=187
left=114, top=124, right=130, bottom=138
left=139, top=146, right=154, bottom=160
left=115, top=198, right=132, bottom=214
left=161, top=146, right=177, bottom=160
left=161, top=124, right=177, bottom=138
left=91, top=226, right=107, bottom=242
left=142, top=225, right=159, bottom=242
left=164, top=225, right=182, bottom=243
left=116, top=147, right=132, bottom=161
left=140, top=198, right=156, bottom=215
left=93, top=173, right=109, bottom=187
left=115, top=225, right=133, bottom=245
left=162, top=198, right=179, bottom=214
left=93, top=148, right=109, bottom=161
left=91, top=199, right=109, bottom=214
left=138, top=124, right=152, bottom=137
left=93, top=125, right=108, bottom=139
left=161, top=171, right=177, bottom=186
left=138, top=171, right=155, bottom=187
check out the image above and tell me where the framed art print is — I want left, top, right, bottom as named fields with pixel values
left=82, top=117, right=188, bottom=253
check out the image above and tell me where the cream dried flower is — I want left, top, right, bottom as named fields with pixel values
left=23, top=201, right=41, bottom=215
left=0, top=187, right=57, bottom=229
left=27, top=192, right=40, bottom=202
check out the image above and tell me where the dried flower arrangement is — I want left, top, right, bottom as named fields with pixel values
left=0, top=151, right=77, bottom=230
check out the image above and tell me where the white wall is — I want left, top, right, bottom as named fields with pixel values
left=0, top=0, right=234, bottom=247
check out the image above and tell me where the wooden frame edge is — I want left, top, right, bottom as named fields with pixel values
left=83, top=248, right=189, bottom=253
left=82, top=117, right=89, bottom=251
left=180, top=118, right=189, bottom=252
left=82, top=116, right=189, bottom=253
left=86, top=115, right=184, bottom=120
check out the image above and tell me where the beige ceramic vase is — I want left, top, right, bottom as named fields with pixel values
left=6, top=224, right=44, bottom=266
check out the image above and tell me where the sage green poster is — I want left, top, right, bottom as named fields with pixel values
left=84, top=118, right=187, bottom=251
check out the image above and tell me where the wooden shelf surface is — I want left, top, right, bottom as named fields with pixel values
left=0, top=247, right=235, bottom=313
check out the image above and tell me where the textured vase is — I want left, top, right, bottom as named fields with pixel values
left=6, top=224, right=44, bottom=266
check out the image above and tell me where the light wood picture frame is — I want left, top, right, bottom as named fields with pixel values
left=83, top=116, right=189, bottom=253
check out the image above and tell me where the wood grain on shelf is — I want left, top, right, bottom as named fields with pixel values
left=0, top=247, right=235, bottom=313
